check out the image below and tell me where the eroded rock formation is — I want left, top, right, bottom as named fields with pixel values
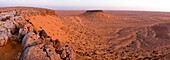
left=0, top=8, right=75, bottom=60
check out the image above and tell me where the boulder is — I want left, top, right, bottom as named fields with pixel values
left=45, top=44, right=61, bottom=60
left=12, top=20, right=20, bottom=28
left=23, top=23, right=33, bottom=32
left=22, top=32, right=40, bottom=48
left=14, top=16, right=26, bottom=27
left=20, top=45, right=49, bottom=60
left=3, top=20, right=15, bottom=29
left=60, top=46, right=76, bottom=60
left=19, top=28, right=27, bottom=41
left=52, top=39, right=61, bottom=51
left=0, top=15, right=11, bottom=21
left=39, top=30, right=48, bottom=38
left=19, top=23, right=34, bottom=41
left=0, top=27, right=10, bottom=46
left=0, top=34, right=8, bottom=46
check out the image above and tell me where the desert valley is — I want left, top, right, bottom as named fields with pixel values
left=0, top=7, right=169, bottom=60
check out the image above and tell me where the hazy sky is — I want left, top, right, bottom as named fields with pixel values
left=0, top=0, right=170, bottom=11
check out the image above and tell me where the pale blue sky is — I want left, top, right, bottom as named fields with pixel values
left=0, top=0, right=170, bottom=11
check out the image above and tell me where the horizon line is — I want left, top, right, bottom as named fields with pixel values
left=1, top=6, right=170, bottom=13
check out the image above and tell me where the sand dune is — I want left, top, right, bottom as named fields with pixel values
left=0, top=7, right=169, bottom=60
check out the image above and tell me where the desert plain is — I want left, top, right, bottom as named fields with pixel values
left=0, top=7, right=169, bottom=60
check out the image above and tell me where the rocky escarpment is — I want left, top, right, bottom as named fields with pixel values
left=0, top=7, right=56, bottom=16
left=0, top=8, right=75, bottom=60
left=0, top=10, right=20, bottom=46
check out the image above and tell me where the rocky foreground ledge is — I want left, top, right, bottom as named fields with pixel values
left=0, top=8, right=75, bottom=60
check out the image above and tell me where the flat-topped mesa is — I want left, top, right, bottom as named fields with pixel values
left=83, top=10, right=113, bottom=19
left=86, top=10, right=103, bottom=12
left=83, top=10, right=105, bottom=15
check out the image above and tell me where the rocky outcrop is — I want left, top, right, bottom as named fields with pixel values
left=20, top=45, right=48, bottom=60
left=21, top=32, right=40, bottom=49
left=0, top=7, right=56, bottom=16
left=0, top=11, right=19, bottom=46
left=0, top=8, right=75, bottom=60
left=19, top=28, right=75, bottom=60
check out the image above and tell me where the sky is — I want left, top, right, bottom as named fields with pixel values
left=0, top=0, right=170, bottom=12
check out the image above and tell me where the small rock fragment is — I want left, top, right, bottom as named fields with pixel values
left=61, top=50, right=67, bottom=59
